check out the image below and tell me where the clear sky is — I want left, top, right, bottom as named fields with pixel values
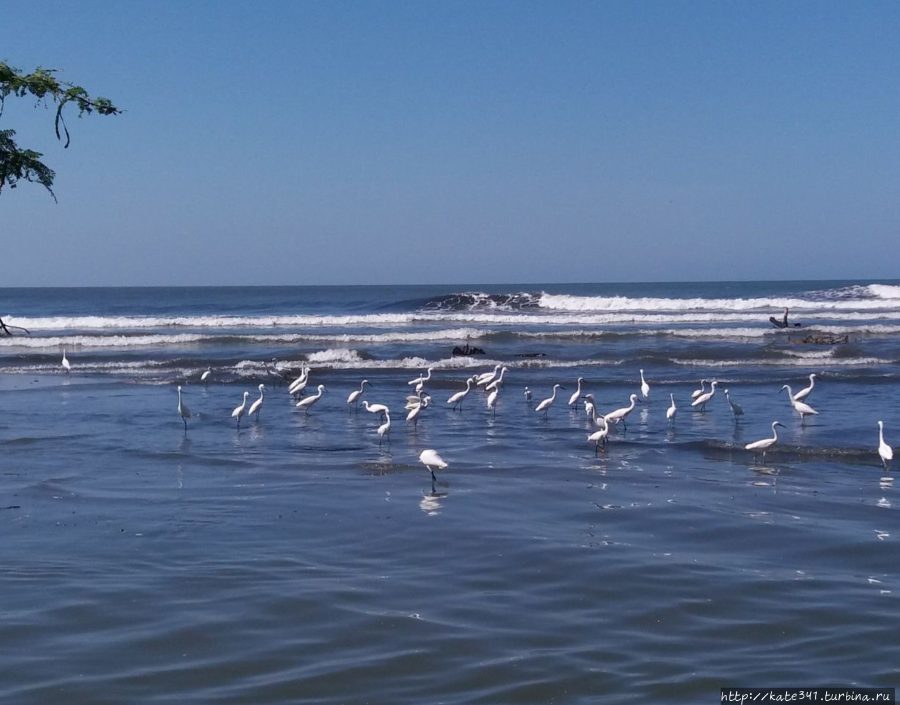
left=2, top=0, right=899, bottom=287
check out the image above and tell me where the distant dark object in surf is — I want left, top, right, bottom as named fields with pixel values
left=770, top=307, right=801, bottom=329
left=452, top=343, right=485, bottom=357
left=0, top=317, right=29, bottom=336
left=789, top=334, right=850, bottom=345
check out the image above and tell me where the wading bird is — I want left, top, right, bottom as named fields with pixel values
left=792, top=373, right=817, bottom=402
left=640, top=369, right=650, bottom=399
left=61, top=348, right=71, bottom=374
left=691, top=379, right=708, bottom=400
left=232, top=391, right=250, bottom=428
left=346, top=379, right=371, bottom=413
left=377, top=411, right=391, bottom=446
left=177, top=385, right=191, bottom=431
left=419, top=448, right=448, bottom=493
left=535, top=384, right=563, bottom=417
left=691, top=381, right=718, bottom=412
left=447, top=377, right=475, bottom=411
left=200, top=366, right=212, bottom=384
left=362, top=400, right=389, bottom=420
left=745, top=421, right=784, bottom=461
left=666, top=393, right=676, bottom=423
left=604, top=394, right=640, bottom=431
left=724, top=389, right=743, bottom=420
left=296, top=384, right=326, bottom=414
left=781, top=385, right=818, bottom=423
left=568, top=378, right=585, bottom=408
left=878, top=420, right=893, bottom=470
left=248, top=384, right=265, bottom=421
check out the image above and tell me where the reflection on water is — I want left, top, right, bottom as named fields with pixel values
left=419, top=491, right=446, bottom=516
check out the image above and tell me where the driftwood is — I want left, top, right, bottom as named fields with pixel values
left=0, top=317, right=30, bottom=336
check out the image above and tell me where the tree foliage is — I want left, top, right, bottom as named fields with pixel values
left=0, top=61, right=121, bottom=200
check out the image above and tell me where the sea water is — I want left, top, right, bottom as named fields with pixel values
left=1, top=281, right=898, bottom=703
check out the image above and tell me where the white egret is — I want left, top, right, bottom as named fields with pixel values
left=346, top=379, right=371, bottom=412
left=447, top=377, right=475, bottom=411
left=666, top=393, right=676, bottom=422
left=792, top=373, right=817, bottom=402
left=691, top=380, right=718, bottom=412
left=200, top=366, right=212, bottom=384
left=406, top=397, right=429, bottom=428
left=487, top=385, right=500, bottom=417
left=524, top=387, right=533, bottom=403
left=485, top=367, right=508, bottom=393
left=288, top=365, right=310, bottom=396
left=232, top=391, right=250, bottom=428
left=419, top=448, right=448, bottom=492
left=476, top=365, right=501, bottom=387
left=296, top=384, right=326, bottom=413
left=248, top=384, right=265, bottom=421
left=362, top=401, right=389, bottom=420
left=745, top=421, right=784, bottom=461
left=177, top=385, right=191, bottom=431
left=534, top=384, right=563, bottom=417
left=640, top=369, right=650, bottom=399
left=587, top=416, right=609, bottom=453
left=408, top=367, right=434, bottom=387
left=691, top=379, right=708, bottom=400
left=568, top=378, right=585, bottom=407
left=61, top=348, right=71, bottom=374
left=377, top=411, right=391, bottom=446
left=724, top=389, right=743, bottom=420
left=878, top=421, right=893, bottom=470
left=781, top=385, right=818, bottom=423
left=584, top=396, right=596, bottom=421
left=604, top=394, right=640, bottom=430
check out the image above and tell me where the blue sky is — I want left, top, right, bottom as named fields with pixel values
left=2, top=1, right=899, bottom=286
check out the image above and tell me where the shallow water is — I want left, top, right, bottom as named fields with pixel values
left=1, top=282, right=898, bottom=703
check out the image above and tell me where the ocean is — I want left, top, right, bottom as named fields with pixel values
left=1, top=280, right=898, bottom=703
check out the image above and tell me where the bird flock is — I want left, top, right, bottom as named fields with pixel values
left=65, top=349, right=899, bottom=482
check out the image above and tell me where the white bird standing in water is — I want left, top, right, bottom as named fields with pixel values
left=877, top=420, right=893, bottom=470
left=362, top=400, right=389, bottom=420
left=568, top=378, right=585, bottom=407
left=640, top=369, right=650, bottom=399
left=200, top=366, right=212, bottom=384
left=485, top=367, right=508, bottom=393
left=691, top=379, right=708, bottom=400
left=792, top=373, right=817, bottom=402
left=177, top=385, right=191, bottom=431
left=377, top=411, right=391, bottom=446
left=724, top=389, right=743, bottom=420
left=406, top=397, right=429, bottom=428
left=487, top=385, right=500, bottom=417
left=296, top=384, right=326, bottom=413
left=248, top=384, right=265, bottom=421
left=419, top=449, right=448, bottom=493
left=745, top=421, right=784, bottom=461
left=232, top=391, right=250, bottom=428
left=587, top=415, right=609, bottom=453
left=535, top=384, right=563, bottom=417
left=289, top=366, right=310, bottom=397
left=447, top=377, right=475, bottom=411
left=604, top=394, right=640, bottom=430
left=666, top=393, right=677, bottom=422
left=346, top=379, right=370, bottom=412
left=61, top=348, right=71, bottom=374
left=781, top=385, right=818, bottom=423
left=691, top=380, right=718, bottom=412
left=476, top=365, right=501, bottom=387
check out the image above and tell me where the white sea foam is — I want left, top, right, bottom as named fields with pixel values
left=672, top=356, right=890, bottom=368
left=867, top=284, right=900, bottom=300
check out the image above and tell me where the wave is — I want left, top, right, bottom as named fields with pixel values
left=420, top=291, right=541, bottom=311
left=537, top=292, right=900, bottom=313
left=671, top=356, right=892, bottom=368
